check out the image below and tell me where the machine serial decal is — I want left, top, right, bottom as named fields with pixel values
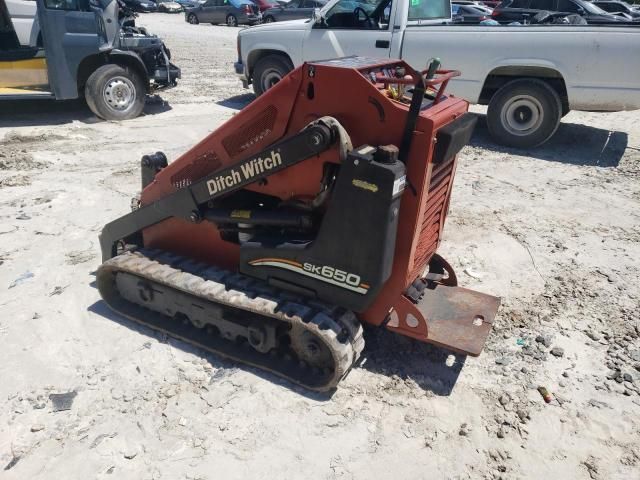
left=206, top=150, right=282, bottom=196
left=248, top=258, right=370, bottom=294
left=392, top=175, right=406, bottom=196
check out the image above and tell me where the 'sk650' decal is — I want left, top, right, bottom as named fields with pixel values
left=248, top=258, right=369, bottom=295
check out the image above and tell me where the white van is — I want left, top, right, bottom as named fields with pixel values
left=5, top=0, right=39, bottom=47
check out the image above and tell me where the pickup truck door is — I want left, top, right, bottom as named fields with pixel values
left=304, top=0, right=398, bottom=61
left=35, top=0, right=104, bottom=99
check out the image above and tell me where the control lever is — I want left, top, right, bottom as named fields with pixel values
left=425, top=58, right=441, bottom=81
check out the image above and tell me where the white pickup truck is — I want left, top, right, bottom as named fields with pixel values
left=234, top=0, right=640, bottom=147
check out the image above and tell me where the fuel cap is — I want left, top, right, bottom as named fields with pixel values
left=374, top=145, right=399, bottom=164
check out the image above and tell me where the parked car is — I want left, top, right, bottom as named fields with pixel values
left=235, top=0, right=640, bottom=148
left=252, top=0, right=279, bottom=12
left=453, top=0, right=498, bottom=7
left=592, top=0, right=640, bottom=17
left=452, top=3, right=492, bottom=21
left=157, top=0, right=184, bottom=11
left=175, top=0, right=203, bottom=7
left=262, top=0, right=326, bottom=22
left=185, top=0, right=261, bottom=25
left=122, top=0, right=159, bottom=12
left=492, top=0, right=631, bottom=23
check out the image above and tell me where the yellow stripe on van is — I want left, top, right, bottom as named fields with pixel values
left=0, top=58, right=48, bottom=88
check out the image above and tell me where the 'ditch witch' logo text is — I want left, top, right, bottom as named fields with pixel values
left=206, top=150, right=282, bottom=196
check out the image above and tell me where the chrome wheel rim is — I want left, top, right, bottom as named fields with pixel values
left=261, top=68, right=282, bottom=92
left=501, top=94, right=544, bottom=137
left=103, top=76, right=136, bottom=113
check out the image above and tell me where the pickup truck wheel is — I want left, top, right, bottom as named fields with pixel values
left=264, top=15, right=275, bottom=22
left=85, top=64, right=146, bottom=121
left=487, top=78, right=561, bottom=148
left=226, top=14, right=238, bottom=26
left=252, top=54, right=293, bottom=96
left=187, top=13, right=199, bottom=24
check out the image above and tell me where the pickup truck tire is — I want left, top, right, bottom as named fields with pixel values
left=226, top=14, right=238, bottom=27
left=85, top=64, right=146, bottom=121
left=252, top=54, right=293, bottom=96
left=487, top=78, right=561, bottom=148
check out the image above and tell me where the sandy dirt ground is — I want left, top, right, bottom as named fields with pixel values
left=1, top=13, right=639, bottom=480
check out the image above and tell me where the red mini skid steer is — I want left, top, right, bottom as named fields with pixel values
left=97, top=57, right=500, bottom=391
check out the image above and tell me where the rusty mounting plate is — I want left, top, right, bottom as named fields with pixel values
left=420, top=284, right=500, bottom=356
left=386, top=284, right=500, bottom=357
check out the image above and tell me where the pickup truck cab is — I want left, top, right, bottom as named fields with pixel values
left=234, top=0, right=640, bottom=147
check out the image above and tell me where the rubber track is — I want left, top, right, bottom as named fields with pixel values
left=96, top=249, right=365, bottom=391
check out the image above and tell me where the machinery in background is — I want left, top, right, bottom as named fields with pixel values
left=97, top=57, right=500, bottom=391
left=0, top=0, right=180, bottom=120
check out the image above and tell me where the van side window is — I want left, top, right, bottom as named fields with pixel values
left=408, top=0, right=450, bottom=21
left=45, top=0, right=79, bottom=10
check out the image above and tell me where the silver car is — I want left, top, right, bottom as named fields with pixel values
left=185, top=0, right=261, bottom=26
left=262, top=0, right=326, bottom=23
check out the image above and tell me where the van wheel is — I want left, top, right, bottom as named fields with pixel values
left=226, top=14, right=238, bottom=26
left=252, top=54, right=293, bottom=96
left=187, top=13, right=199, bottom=24
left=85, top=64, right=145, bottom=121
left=487, top=78, right=561, bottom=148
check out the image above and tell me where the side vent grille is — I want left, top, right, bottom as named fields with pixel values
left=170, top=151, right=221, bottom=189
left=409, top=157, right=455, bottom=280
left=222, top=105, right=277, bottom=157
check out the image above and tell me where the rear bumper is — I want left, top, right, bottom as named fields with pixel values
left=243, top=14, right=262, bottom=24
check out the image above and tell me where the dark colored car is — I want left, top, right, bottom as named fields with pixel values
left=452, top=3, right=493, bottom=21
left=262, top=0, right=326, bottom=23
left=592, top=0, right=640, bottom=17
left=185, top=0, right=261, bottom=25
left=492, top=0, right=631, bottom=23
left=123, top=0, right=159, bottom=12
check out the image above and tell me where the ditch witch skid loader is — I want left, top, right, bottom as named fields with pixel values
left=97, top=56, right=500, bottom=391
